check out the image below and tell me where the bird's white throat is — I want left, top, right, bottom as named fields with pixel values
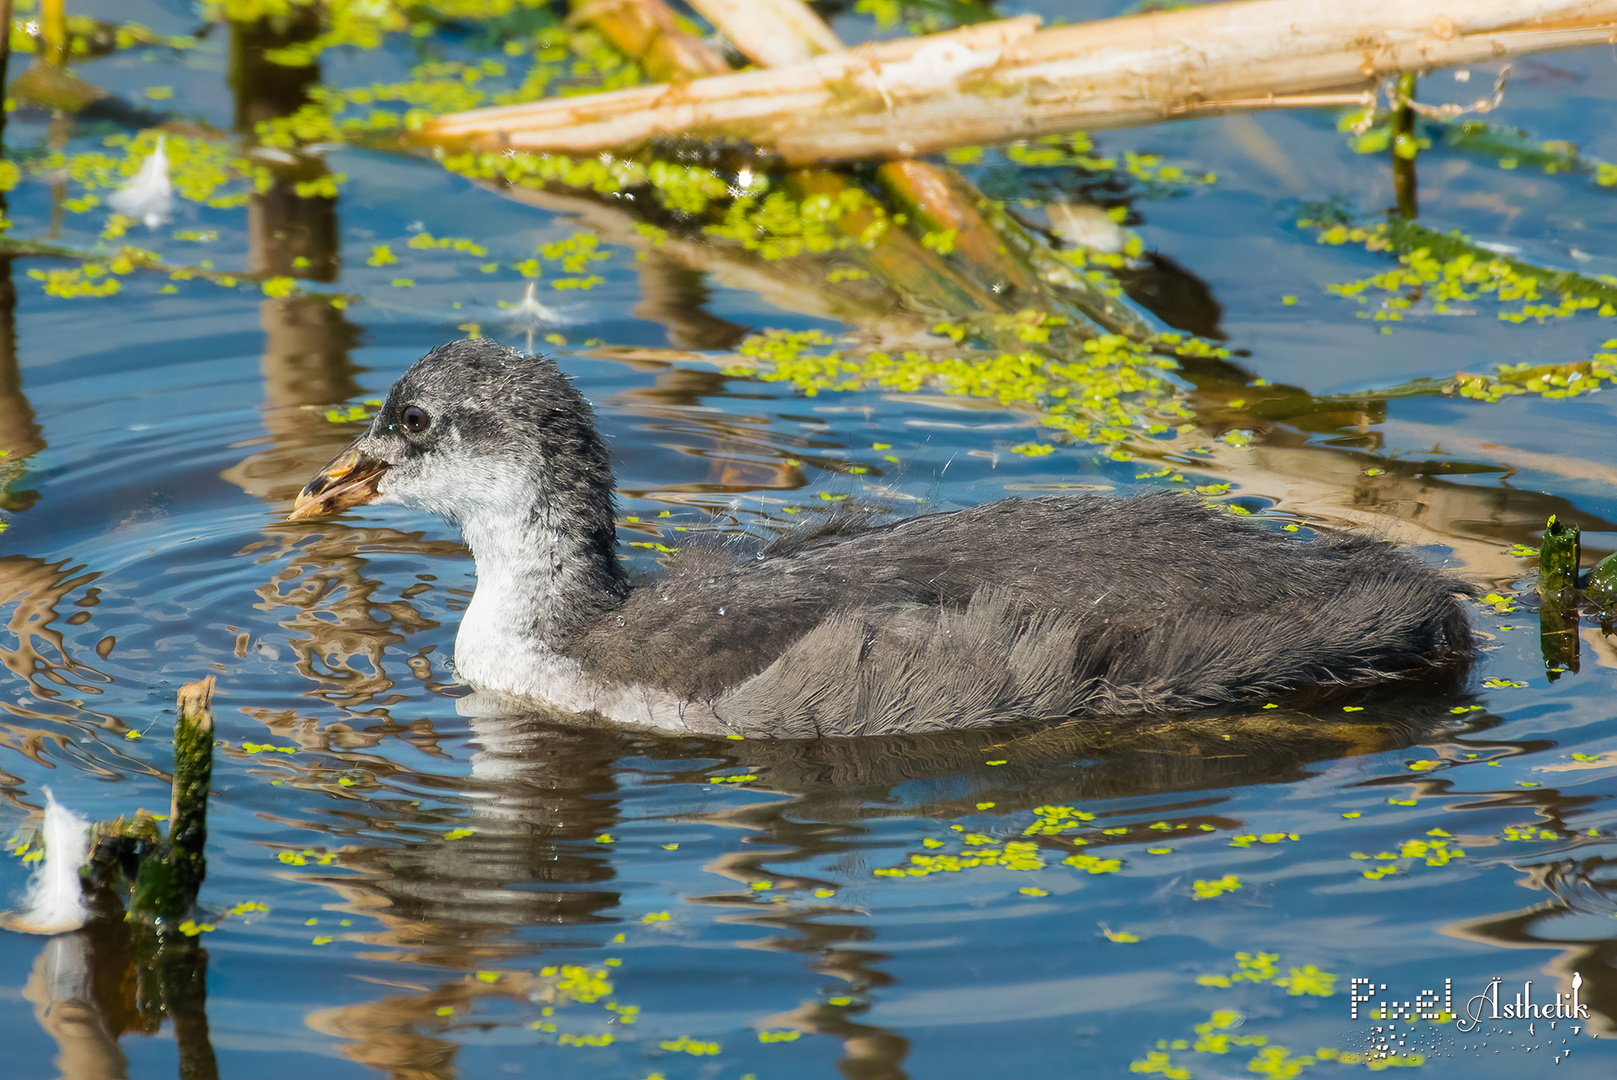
left=450, top=512, right=709, bottom=732
left=451, top=507, right=629, bottom=708
left=455, top=510, right=571, bottom=684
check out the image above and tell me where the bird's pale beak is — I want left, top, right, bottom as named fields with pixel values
left=288, top=442, right=389, bottom=521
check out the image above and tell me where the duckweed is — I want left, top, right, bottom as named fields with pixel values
left=558, top=1032, right=613, bottom=1047
left=1128, top=1049, right=1191, bottom=1078
left=241, top=741, right=297, bottom=754
left=1307, top=216, right=1617, bottom=395
left=1227, top=833, right=1298, bottom=847
left=733, top=327, right=1198, bottom=450
left=1349, top=833, right=1466, bottom=880
left=541, top=964, right=612, bottom=1004
left=1138, top=960, right=1393, bottom=1078
left=1192, top=874, right=1243, bottom=899
left=1196, top=950, right=1282, bottom=988
left=1064, top=852, right=1123, bottom=874
left=276, top=848, right=339, bottom=866
left=659, top=1035, right=721, bottom=1055
left=874, top=835, right=1045, bottom=878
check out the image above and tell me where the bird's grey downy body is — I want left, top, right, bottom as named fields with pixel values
left=293, top=340, right=1474, bottom=738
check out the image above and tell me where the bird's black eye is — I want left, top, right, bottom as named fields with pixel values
left=401, top=405, right=431, bottom=434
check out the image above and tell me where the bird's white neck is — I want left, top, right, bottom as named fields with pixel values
left=451, top=507, right=623, bottom=698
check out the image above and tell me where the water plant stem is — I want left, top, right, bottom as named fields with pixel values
left=130, top=677, right=216, bottom=922
left=168, top=677, right=215, bottom=906
left=1392, top=73, right=1418, bottom=219
left=1538, top=515, right=1581, bottom=678
left=39, top=0, right=65, bottom=69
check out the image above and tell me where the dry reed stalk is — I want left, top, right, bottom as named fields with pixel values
left=685, top=0, right=842, bottom=67
left=429, top=1, right=1617, bottom=163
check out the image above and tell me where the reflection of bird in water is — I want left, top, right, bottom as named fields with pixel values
left=288, top=688, right=1494, bottom=1080
left=290, top=340, right=1474, bottom=737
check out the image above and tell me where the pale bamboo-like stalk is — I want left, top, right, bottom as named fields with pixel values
left=686, top=0, right=841, bottom=66
left=426, top=15, right=1037, bottom=149
left=428, top=0, right=1617, bottom=163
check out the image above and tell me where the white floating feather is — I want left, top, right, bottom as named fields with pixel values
left=10, top=789, right=91, bottom=935
left=107, top=135, right=173, bottom=229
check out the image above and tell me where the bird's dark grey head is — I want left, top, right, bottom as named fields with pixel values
left=292, top=339, right=619, bottom=548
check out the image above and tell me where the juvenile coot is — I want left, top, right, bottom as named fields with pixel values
left=290, top=340, right=1473, bottom=738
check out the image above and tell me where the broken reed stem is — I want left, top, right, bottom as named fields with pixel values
left=703, top=0, right=1044, bottom=309
left=875, top=161, right=1041, bottom=297
left=429, top=0, right=1617, bottom=164
left=1537, top=516, right=1581, bottom=678
left=130, top=677, right=215, bottom=922
left=1537, top=515, right=1581, bottom=601
left=571, top=0, right=1081, bottom=330
left=1392, top=73, right=1418, bottom=219
left=690, top=0, right=1035, bottom=315
left=169, top=677, right=215, bottom=907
